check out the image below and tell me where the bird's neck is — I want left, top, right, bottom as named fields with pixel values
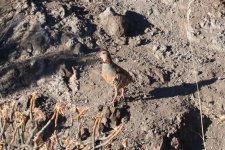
left=102, top=60, right=114, bottom=73
left=102, top=57, right=112, bottom=64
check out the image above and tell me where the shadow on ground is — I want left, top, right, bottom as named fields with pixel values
left=0, top=50, right=98, bottom=97
left=127, top=78, right=217, bottom=104
left=173, top=107, right=212, bottom=150
left=148, top=78, right=217, bottom=99
left=125, top=10, right=152, bottom=37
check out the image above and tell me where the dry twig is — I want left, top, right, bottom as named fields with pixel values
left=0, top=103, right=13, bottom=141
left=29, top=92, right=41, bottom=121
left=95, top=123, right=124, bottom=149
left=186, top=0, right=206, bottom=149
left=8, top=111, right=28, bottom=149
left=73, top=106, right=89, bottom=141
left=33, top=111, right=56, bottom=148
left=92, top=112, right=104, bottom=150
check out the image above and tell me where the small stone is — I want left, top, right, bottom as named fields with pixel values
left=36, top=12, right=46, bottom=25
left=115, top=37, right=127, bottom=45
left=66, top=39, right=75, bottom=48
left=122, top=116, right=129, bottom=124
left=153, top=50, right=165, bottom=60
left=170, top=137, right=180, bottom=150
left=61, top=33, right=73, bottom=44
left=58, top=6, right=66, bottom=18
left=128, top=36, right=141, bottom=47
left=150, top=28, right=158, bottom=36
left=73, top=43, right=85, bottom=55
left=84, top=98, right=88, bottom=103
left=165, top=51, right=172, bottom=56
left=200, top=35, right=205, bottom=39
left=145, top=129, right=154, bottom=140
left=159, top=44, right=167, bottom=52
left=144, top=28, right=151, bottom=33
left=152, top=45, right=158, bottom=51
left=30, top=3, right=36, bottom=12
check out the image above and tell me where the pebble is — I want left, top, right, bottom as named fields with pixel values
left=144, top=28, right=151, bottom=33
left=73, top=43, right=85, bottom=55
left=128, top=36, right=141, bottom=47
left=115, top=37, right=127, bottom=45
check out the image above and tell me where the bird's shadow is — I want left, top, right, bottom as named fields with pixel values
left=149, top=78, right=217, bottom=99
left=129, top=78, right=218, bottom=101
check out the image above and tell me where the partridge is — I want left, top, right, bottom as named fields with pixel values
left=96, top=50, right=133, bottom=105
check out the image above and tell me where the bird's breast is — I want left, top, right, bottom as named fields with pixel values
left=102, top=73, right=116, bottom=86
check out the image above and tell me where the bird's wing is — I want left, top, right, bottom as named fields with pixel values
left=113, top=63, right=133, bottom=83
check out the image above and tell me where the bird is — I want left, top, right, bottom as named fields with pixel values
left=96, top=50, right=133, bottom=105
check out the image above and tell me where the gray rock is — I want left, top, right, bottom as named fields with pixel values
left=159, top=44, right=167, bottom=52
left=36, top=12, right=46, bottom=25
left=66, top=39, right=75, bottom=49
left=73, top=43, right=85, bottom=55
left=170, top=137, right=180, bottom=150
left=128, top=36, right=141, bottom=47
left=98, top=7, right=128, bottom=37
left=115, top=37, right=127, bottom=45
left=50, top=6, right=65, bottom=19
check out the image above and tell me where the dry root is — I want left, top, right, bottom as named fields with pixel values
left=95, top=123, right=124, bottom=149
left=0, top=94, right=124, bottom=150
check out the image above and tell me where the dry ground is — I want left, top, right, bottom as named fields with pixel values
left=0, top=0, right=225, bottom=149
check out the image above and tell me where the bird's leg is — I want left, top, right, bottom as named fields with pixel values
left=116, top=88, right=123, bottom=100
left=117, top=88, right=125, bottom=98
left=114, top=88, right=125, bottom=103
left=109, top=87, right=118, bottom=106
left=120, top=88, right=125, bottom=99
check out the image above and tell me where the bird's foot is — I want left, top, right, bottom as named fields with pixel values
left=120, top=94, right=125, bottom=100
left=108, top=97, right=119, bottom=106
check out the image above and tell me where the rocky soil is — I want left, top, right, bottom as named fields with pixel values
left=0, top=0, right=225, bottom=149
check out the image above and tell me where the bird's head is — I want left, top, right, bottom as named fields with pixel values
left=96, top=50, right=112, bottom=63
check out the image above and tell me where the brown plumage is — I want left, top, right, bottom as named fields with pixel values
left=96, top=50, right=133, bottom=105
